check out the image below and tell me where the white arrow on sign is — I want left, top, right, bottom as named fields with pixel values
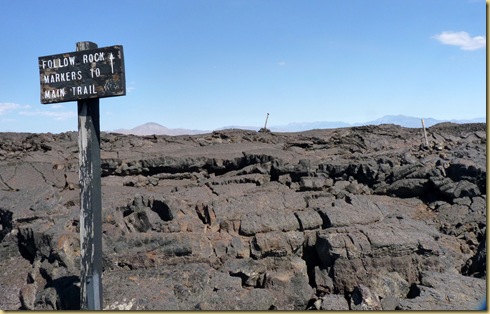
left=109, top=53, right=115, bottom=74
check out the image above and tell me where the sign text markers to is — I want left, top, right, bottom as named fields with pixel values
left=38, top=45, right=125, bottom=104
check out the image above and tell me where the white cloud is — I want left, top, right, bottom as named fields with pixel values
left=0, top=102, right=74, bottom=121
left=127, top=81, right=136, bottom=93
left=277, top=61, right=287, bottom=66
left=0, top=102, right=29, bottom=115
left=19, top=109, right=76, bottom=121
left=433, top=31, right=486, bottom=51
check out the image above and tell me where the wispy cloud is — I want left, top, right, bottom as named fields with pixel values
left=127, top=81, right=136, bottom=93
left=1, top=102, right=75, bottom=121
left=433, top=31, right=486, bottom=51
left=0, top=102, right=28, bottom=115
left=19, top=109, right=76, bottom=121
left=277, top=61, right=287, bottom=67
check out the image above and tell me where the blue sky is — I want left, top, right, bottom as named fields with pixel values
left=0, top=0, right=486, bottom=133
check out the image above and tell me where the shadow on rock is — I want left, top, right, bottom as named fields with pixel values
left=45, top=275, right=80, bottom=310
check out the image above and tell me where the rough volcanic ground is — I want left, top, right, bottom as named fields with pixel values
left=0, top=123, right=486, bottom=310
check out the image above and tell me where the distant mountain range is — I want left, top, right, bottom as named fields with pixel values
left=270, top=115, right=486, bottom=132
left=113, top=122, right=205, bottom=136
left=111, top=115, right=485, bottom=136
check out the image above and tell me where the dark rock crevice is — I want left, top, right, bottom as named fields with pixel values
left=0, top=208, right=13, bottom=242
left=17, top=228, right=37, bottom=264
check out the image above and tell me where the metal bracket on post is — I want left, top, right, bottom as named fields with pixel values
left=77, top=41, right=103, bottom=311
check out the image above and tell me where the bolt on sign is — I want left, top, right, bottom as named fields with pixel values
left=38, top=45, right=125, bottom=104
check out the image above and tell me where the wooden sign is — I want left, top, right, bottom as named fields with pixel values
left=38, top=45, right=125, bottom=104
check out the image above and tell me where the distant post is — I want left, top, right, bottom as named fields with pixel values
left=38, top=41, right=126, bottom=310
left=421, top=118, right=429, bottom=147
left=264, top=113, right=270, bottom=130
left=259, top=113, right=271, bottom=133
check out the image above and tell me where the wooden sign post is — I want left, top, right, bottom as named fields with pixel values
left=38, top=42, right=126, bottom=310
left=76, top=41, right=103, bottom=311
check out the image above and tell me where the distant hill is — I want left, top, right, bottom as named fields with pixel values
left=270, top=121, right=350, bottom=132
left=112, top=122, right=208, bottom=136
left=361, top=115, right=442, bottom=128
